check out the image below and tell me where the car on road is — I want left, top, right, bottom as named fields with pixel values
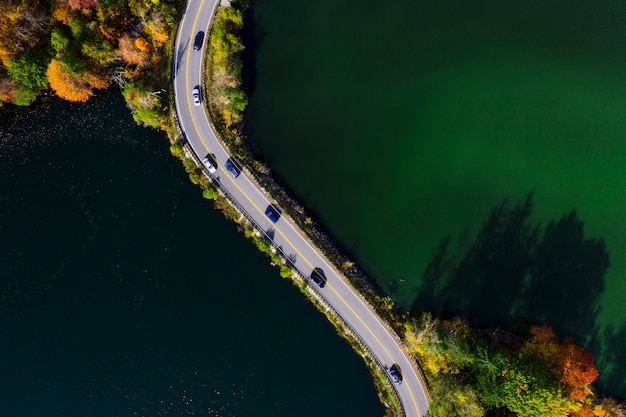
left=225, top=158, right=240, bottom=178
left=193, top=31, right=205, bottom=50
left=310, top=267, right=326, bottom=288
left=388, top=364, right=402, bottom=385
left=192, top=86, right=201, bottom=106
left=264, top=204, right=281, bottom=223
left=202, top=154, right=217, bottom=174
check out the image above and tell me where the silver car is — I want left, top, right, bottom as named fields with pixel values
left=202, top=154, right=217, bottom=173
left=192, top=87, right=201, bottom=106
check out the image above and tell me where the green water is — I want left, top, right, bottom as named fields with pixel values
left=244, top=0, right=626, bottom=395
left=0, top=92, right=383, bottom=416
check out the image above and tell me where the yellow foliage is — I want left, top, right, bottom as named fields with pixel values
left=124, top=67, right=144, bottom=81
left=404, top=314, right=456, bottom=376
left=52, top=6, right=74, bottom=25
left=150, top=27, right=169, bottom=46
left=143, top=16, right=169, bottom=47
left=593, top=405, right=607, bottom=417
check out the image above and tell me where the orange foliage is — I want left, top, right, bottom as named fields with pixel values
left=46, top=59, right=92, bottom=101
left=524, top=325, right=599, bottom=403
left=570, top=405, right=595, bottom=417
left=46, top=59, right=108, bottom=102
left=560, top=338, right=599, bottom=401
left=134, top=37, right=150, bottom=52
left=118, top=35, right=149, bottom=66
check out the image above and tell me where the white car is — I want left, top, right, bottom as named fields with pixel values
left=192, top=87, right=201, bottom=106
left=202, top=154, right=217, bottom=174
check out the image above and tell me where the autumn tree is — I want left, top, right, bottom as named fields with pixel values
left=522, top=325, right=599, bottom=403
left=522, top=325, right=561, bottom=368
left=559, top=338, right=599, bottom=402
left=118, top=34, right=149, bottom=66
left=571, top=405, right=595, bottom=417
left=142, top=11, right=169, bottom=47
left=65, top=0, right=100, bottom=11
left=46, top=58, right=107, bottom=102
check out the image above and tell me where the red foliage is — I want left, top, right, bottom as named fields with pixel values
left=559, top=338, right=599, bottom=401
left=65, top=0, right=100, bottom=10
left=0, top=75, right=16, bottom=101
left=524, top=325, right=599, bottom=403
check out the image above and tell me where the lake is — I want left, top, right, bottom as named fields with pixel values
left=0, top=91, right=383, bottom=416
left=243, top=0, right=626, bottom=396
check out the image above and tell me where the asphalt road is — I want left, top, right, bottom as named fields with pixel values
left=173, top=1, right=430, bottom=415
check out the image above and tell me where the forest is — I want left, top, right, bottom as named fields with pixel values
left=0, top=0, right=181, bottom=131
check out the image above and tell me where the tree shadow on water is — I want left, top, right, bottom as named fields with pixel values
left=524, top=210, right=609, bottom=344
left=412, top=192, right=617, bottom=391
left=414, top=193, right=541, bottom=326
left=595, top=324, right=626, bottom=400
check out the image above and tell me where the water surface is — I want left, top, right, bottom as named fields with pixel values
left=244, top=0, right=626, bottom=395
left=0, top=92, right=383, bottom=416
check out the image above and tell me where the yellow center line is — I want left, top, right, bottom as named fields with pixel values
left=181, top=2, right=421, bottom=415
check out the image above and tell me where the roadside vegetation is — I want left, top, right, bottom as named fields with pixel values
left=204, top=5, right=247, bottom=149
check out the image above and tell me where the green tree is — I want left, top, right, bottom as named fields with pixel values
left=7, top=51, right=48, bottom=89
left=51, top=28, right=70, bottom=56
left=224, top=87, right=247, bottom=111
left=427, top=375, right=484, bottom=417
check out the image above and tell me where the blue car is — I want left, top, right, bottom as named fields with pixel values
left=388, top=364, right=402, bottom=385
left=193, top=31, right=205, bottom=50
left=265, top=204, right=280, bottom=223
left=310, top=267, right=326, bottom=288
left=225, top=158, right=240, bottom=178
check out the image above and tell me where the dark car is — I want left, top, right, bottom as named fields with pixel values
left=388, top=364, right=402, bottom=385
left=193, top=31, right=205, bottom=50
left=310, top=267, right=326, bottom=288
left=225, top=158, right=241, bottom=178
left=265, top=204, right=280, bottom=223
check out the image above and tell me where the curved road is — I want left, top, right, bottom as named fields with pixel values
left=173, top=1, right=430, bottom=415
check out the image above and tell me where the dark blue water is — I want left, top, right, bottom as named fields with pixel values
left=0, top=92, right=383, bottom=416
